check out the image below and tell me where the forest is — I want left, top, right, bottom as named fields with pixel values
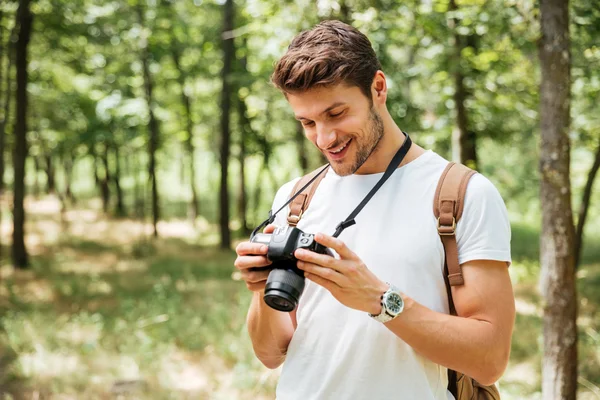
left=0, top=0, right=598, bottom=398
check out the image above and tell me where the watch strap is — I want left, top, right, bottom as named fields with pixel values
left=369, top=283, right=403, bottom=323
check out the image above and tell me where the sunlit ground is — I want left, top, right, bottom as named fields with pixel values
left=0, top=195, right=598, bottom=399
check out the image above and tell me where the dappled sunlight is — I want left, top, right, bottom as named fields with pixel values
left=18, top=279, right=56, bottom=303
left=501, top=361, right=540, bottom=394
left=26, top=220, right=63, bottom=253
left=57, top=319, right=103, bottom=347
left=515, top=298, right=540, bottom=316
left=20, top=195, right=208, bottom=250
left=17, top=347, right=81, bottom=380
left=53, top=250, right=120, bottom=275
left=24, top=195, right=62, bottom=216
left=157, top=348, right=210, bottom=392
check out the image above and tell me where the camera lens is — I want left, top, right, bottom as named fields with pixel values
left=264, top=269, right=305, bottom=312
left=268, top=296, right=294, bottom=311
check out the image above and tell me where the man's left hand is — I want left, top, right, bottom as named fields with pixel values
left=295, top=233, right=388, bottom=314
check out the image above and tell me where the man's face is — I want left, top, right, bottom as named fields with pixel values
left=287, top=84, right=384, bottom=176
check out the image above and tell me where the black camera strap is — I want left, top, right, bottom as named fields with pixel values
left=251, top=133, right=412, bottom=240
left=250, top=163, right=331, bottom=239
left=332, top=133, right=412, bottom=238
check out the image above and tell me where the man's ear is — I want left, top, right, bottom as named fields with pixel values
left=371, top=71, right=387, bottom=104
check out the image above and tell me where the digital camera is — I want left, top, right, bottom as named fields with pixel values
left=251, top=226, right=333, bottom=312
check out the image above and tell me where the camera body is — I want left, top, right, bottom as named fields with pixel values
left=251, top=226, right=333, bottom=312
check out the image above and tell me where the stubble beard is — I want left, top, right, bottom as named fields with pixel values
left=331, top=107, right=385, bottom=176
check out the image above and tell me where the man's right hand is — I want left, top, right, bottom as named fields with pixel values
left=234, top=224, right=276, bottom=292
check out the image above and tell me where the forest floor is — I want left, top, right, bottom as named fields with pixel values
left=0, top=195, right=598, bottom=399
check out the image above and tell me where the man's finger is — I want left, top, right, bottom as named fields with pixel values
left=236, top=242, right=269, bottom=256
left=305, top=271, right=340, bottom=292
left=264, top=224, right=277, bottom=234
left=247, top=282, right=267, bottom=292
left=234, top=255, right=271, bottom=270
left=298, top=261, right=346, bottom=286
left=241, top=269, right=270, bottom=283
left=314, top=233, right=356, bottom=260
left=294, top=248, right=341, bottom=271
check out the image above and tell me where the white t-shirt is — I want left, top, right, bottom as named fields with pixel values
left=268, top=150, right=511, bottom=400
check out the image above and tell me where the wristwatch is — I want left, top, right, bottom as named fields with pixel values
left=369, top=283, right=404, bottom=323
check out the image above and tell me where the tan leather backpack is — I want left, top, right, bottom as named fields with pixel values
left=286, top=161, right=501, bottom=400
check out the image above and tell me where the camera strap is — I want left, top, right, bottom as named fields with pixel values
left=332, top=133, right=412, bottom=238
left=251, top=133, right=412, bottom=240
left=250, top=163, right=331, bottom=239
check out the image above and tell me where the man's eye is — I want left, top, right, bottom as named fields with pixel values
left=302, top=121, right=315, bottom=127
left=330, top=111, right=344, bottom=118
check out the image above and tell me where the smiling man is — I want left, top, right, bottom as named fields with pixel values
left=234, top=20, right=515, bottom=399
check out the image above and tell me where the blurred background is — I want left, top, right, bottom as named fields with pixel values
left=0, top=0, right=598, bottom=399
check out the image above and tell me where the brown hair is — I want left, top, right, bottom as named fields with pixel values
left=271, top=20, right=382, bottom=100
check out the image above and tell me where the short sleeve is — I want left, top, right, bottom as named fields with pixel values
left=269, top=178, right=301, bottom=228
left=455, top=173, right=512, bottom=266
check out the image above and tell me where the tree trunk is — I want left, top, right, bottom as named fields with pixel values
left=539, top=0, right=577, bottom=398
left=12, top=0, right=32, bottom=269
left=63, top=153, right=75, bottom=204
left=0, top=9, right=3, bottom=258
left=113, top=144, right=125, bottom=216
left=296, top=121, right=308, bottom=173
left=575, top=139, right=600, bottom=268
left=449, top=0, right=477, bottom=170
left=92, top=148, right=100, bottom=188
left=251, top=157, right=265, bottom=224
left=237, top=96, right=249, bottom=234
left=219, top=0, right=234, bottom=249
left=100, top=147, right=110, bottom=213
left=0, top=9, right=7, bottom=195
left=171, top=46, right=199, bottom=221
left=0, top=14, right=16, bottom=197
left=45, top=154, right=55, bottom=193
left=32, top=155, right=40, bottom=197
left=136, top=4, right=160, bottom=237
left=134, top=153, right=145, bottom=219
left=236, top=43, right=251, bottom=234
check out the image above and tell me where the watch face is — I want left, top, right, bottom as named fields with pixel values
left=386, top=293, right=403, bottom=315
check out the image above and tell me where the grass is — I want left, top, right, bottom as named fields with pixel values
left=0, top=196, right=599, bottom=399
left=0, top=197, right=277, bottom=399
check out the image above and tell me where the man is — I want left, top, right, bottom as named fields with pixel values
left=234, top=20, right=515, bottom=399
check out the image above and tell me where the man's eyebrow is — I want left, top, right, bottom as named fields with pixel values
left=295, top=102, right=346, bottom=120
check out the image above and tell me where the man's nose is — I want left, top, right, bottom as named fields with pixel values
left=315, top=123, right=336, bottom=150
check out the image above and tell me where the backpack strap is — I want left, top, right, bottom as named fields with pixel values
left=433, top=162, right=477, bottom=287
left=435, top=162, right=476, bottom=398
left=287, top=165, right=330, bottom=226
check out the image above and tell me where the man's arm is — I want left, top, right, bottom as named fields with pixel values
left=246, top=293, right=297, bottom=369
left=295, top=235, right=515, bottom=385
left=384, top=259, right=515, bottom=385
left=234, top=225, right=298, bottom=370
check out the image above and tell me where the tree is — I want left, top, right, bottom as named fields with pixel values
left=448, top=0, right=477, bottom=170
left=574, top=138, right=600, bottom=268
left=219, top=0, right=234, bottom=249
left=136, top=2, right=160, bottom=237
left=538, top=0, right=578, bottom=398
left=0, top=7, right=15, bottom=196
left=12, top=0, right=32, bottom=269
left=167, top=2, right=200, bottom=222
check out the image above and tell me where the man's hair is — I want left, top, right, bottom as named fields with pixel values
left=271, top=20, right=382, bottom=100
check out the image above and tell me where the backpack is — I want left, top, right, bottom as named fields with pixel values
left=285, top=161, right=501, bottom=400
